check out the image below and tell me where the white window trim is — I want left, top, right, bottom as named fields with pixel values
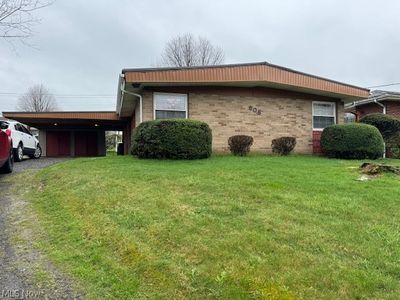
left=153, top=92, right=188, bottom=120
left=312, top=101, right=336, bottom=131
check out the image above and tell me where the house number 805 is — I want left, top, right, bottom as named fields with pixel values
left=248, top=105, right=262, bottom=115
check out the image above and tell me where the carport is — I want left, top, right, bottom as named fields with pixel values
left=2, top=112, right=131, bottom=157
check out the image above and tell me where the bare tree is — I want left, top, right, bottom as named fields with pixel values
left=17, top=84, right=58, bottom=111
left=0, top=0, right=53, bottom=40
left=159, top=33, right=225, bottom=67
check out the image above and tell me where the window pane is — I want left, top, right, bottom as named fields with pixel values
left=155, top=93, right=186, bottom=111
left=16, top=124, right=24, bottom=132
left=21, top=126, right=31, bottom=135
left=313, top=116, right=335, bottom=129
left=313, top=103, right=334, bottom=116
left=155, top=110, right=186, bottom=119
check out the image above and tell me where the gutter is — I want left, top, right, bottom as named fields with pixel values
left=117, top=74, right=143, bottom=123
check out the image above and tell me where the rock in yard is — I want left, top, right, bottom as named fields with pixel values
left=357, top=174, right=376, bottom=181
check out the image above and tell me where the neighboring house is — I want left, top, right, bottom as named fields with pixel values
left=345, top=90, right=400, bottom=120
left=3, top=62, right=369, bottom=157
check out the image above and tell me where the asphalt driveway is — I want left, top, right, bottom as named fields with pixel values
left=4, top=157, right=69, bottom=175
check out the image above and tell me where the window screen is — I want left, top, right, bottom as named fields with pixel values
left=313, top=102, right=336, bottom=129
left=154, top=93, right=187, bottom=120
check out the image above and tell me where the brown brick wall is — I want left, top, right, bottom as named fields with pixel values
left=355, top=102, right=384, bottom=119
left=190, top=94, right=315, bottom=153
left=141, top=87, right=343, bottom=154
left=385, top=101, right=400, bottom=118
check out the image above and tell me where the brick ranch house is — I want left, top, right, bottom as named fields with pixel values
left=3, top=62, right=369, bottom=157
left=345, top=90, right=400, bottom=120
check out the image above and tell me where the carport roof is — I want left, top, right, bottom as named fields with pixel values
left=2, top=111, right=120, bottom=120
left=2, top=111, right=127, bottom=130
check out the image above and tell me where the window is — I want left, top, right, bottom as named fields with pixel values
left=21, top=125, right=32, bottom=136
left=312, top=102, right=336, bottom=130
left=15, top=124, right=24, bottom=132
left=154, top=93, right=187, bottom=120
left=0, top=122, right=9, bottom=130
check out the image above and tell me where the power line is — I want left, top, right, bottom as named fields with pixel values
left=367, top=82, right=400, bottom=89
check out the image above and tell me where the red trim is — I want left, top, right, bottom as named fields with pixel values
left=312, top=131, right=323, bottom=154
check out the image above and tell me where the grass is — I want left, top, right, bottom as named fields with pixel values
left=18, top=155, right=400, bottom=299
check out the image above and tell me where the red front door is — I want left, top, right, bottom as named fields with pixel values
left=47, top=131, right=71, bottom=157
left=74, top=132, right=98, bottom=157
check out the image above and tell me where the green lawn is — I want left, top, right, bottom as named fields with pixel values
left=20, top=155, right=400, bottom=299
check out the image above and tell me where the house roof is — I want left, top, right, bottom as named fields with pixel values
left=345, top=89, right=400, bottom=109
left=122, top=62, right=369, bottom=100
left=370, top=89, right=400, bottom=99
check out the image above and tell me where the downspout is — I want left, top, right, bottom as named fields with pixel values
left=122, top=90, right=143, bottom=124
left=118, top=74, right=143, bottom=123
left=374, top=98, right=386, bottom=114
left=374, top=97, right=387, bottom=157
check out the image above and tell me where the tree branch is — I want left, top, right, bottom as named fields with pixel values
left=159, top=33, right=225, bottom=67
left=0, top=0, right=54, bottom=42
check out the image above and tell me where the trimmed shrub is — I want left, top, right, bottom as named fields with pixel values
left=387, top=133, right=400, bottom=159
left=321, top=123, right=384, bottom=159
left=228, top=135, right=253, bottom=156
left=360, top=113, right=400, bottom=140
left=131, top=119, right=212, bottom=159
left=271, top=137, right=297, bottom=155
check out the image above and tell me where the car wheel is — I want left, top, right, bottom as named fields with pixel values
left=0, top=148, right=14, bottom=174
left=14, top=144, right=24, bottom=162
left=30, top=145, right=42, bottom=159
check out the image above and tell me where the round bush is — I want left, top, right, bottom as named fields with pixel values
left=271, top=137, right=297, bottom=155
left=131, top=119, right=212, bottom=159
left=228, top=135, right=253, bottom=156
left=360, top=113, right=400, bottom=140
left=321, top=123, right=384, bottom=159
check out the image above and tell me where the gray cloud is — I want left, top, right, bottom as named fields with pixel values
left=1, top=0, right=399, bottom=113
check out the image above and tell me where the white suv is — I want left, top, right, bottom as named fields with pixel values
left=1, top=120, right=42, bottom=162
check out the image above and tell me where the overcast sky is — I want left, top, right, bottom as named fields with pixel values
left=1, top=0, right=400, bottom=113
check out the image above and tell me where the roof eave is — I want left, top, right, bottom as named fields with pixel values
left=124, top=80, right=367, bottom=102
left=346, top=94, right=400, bottom=109
left=122, top=62, right=369, bottom=94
